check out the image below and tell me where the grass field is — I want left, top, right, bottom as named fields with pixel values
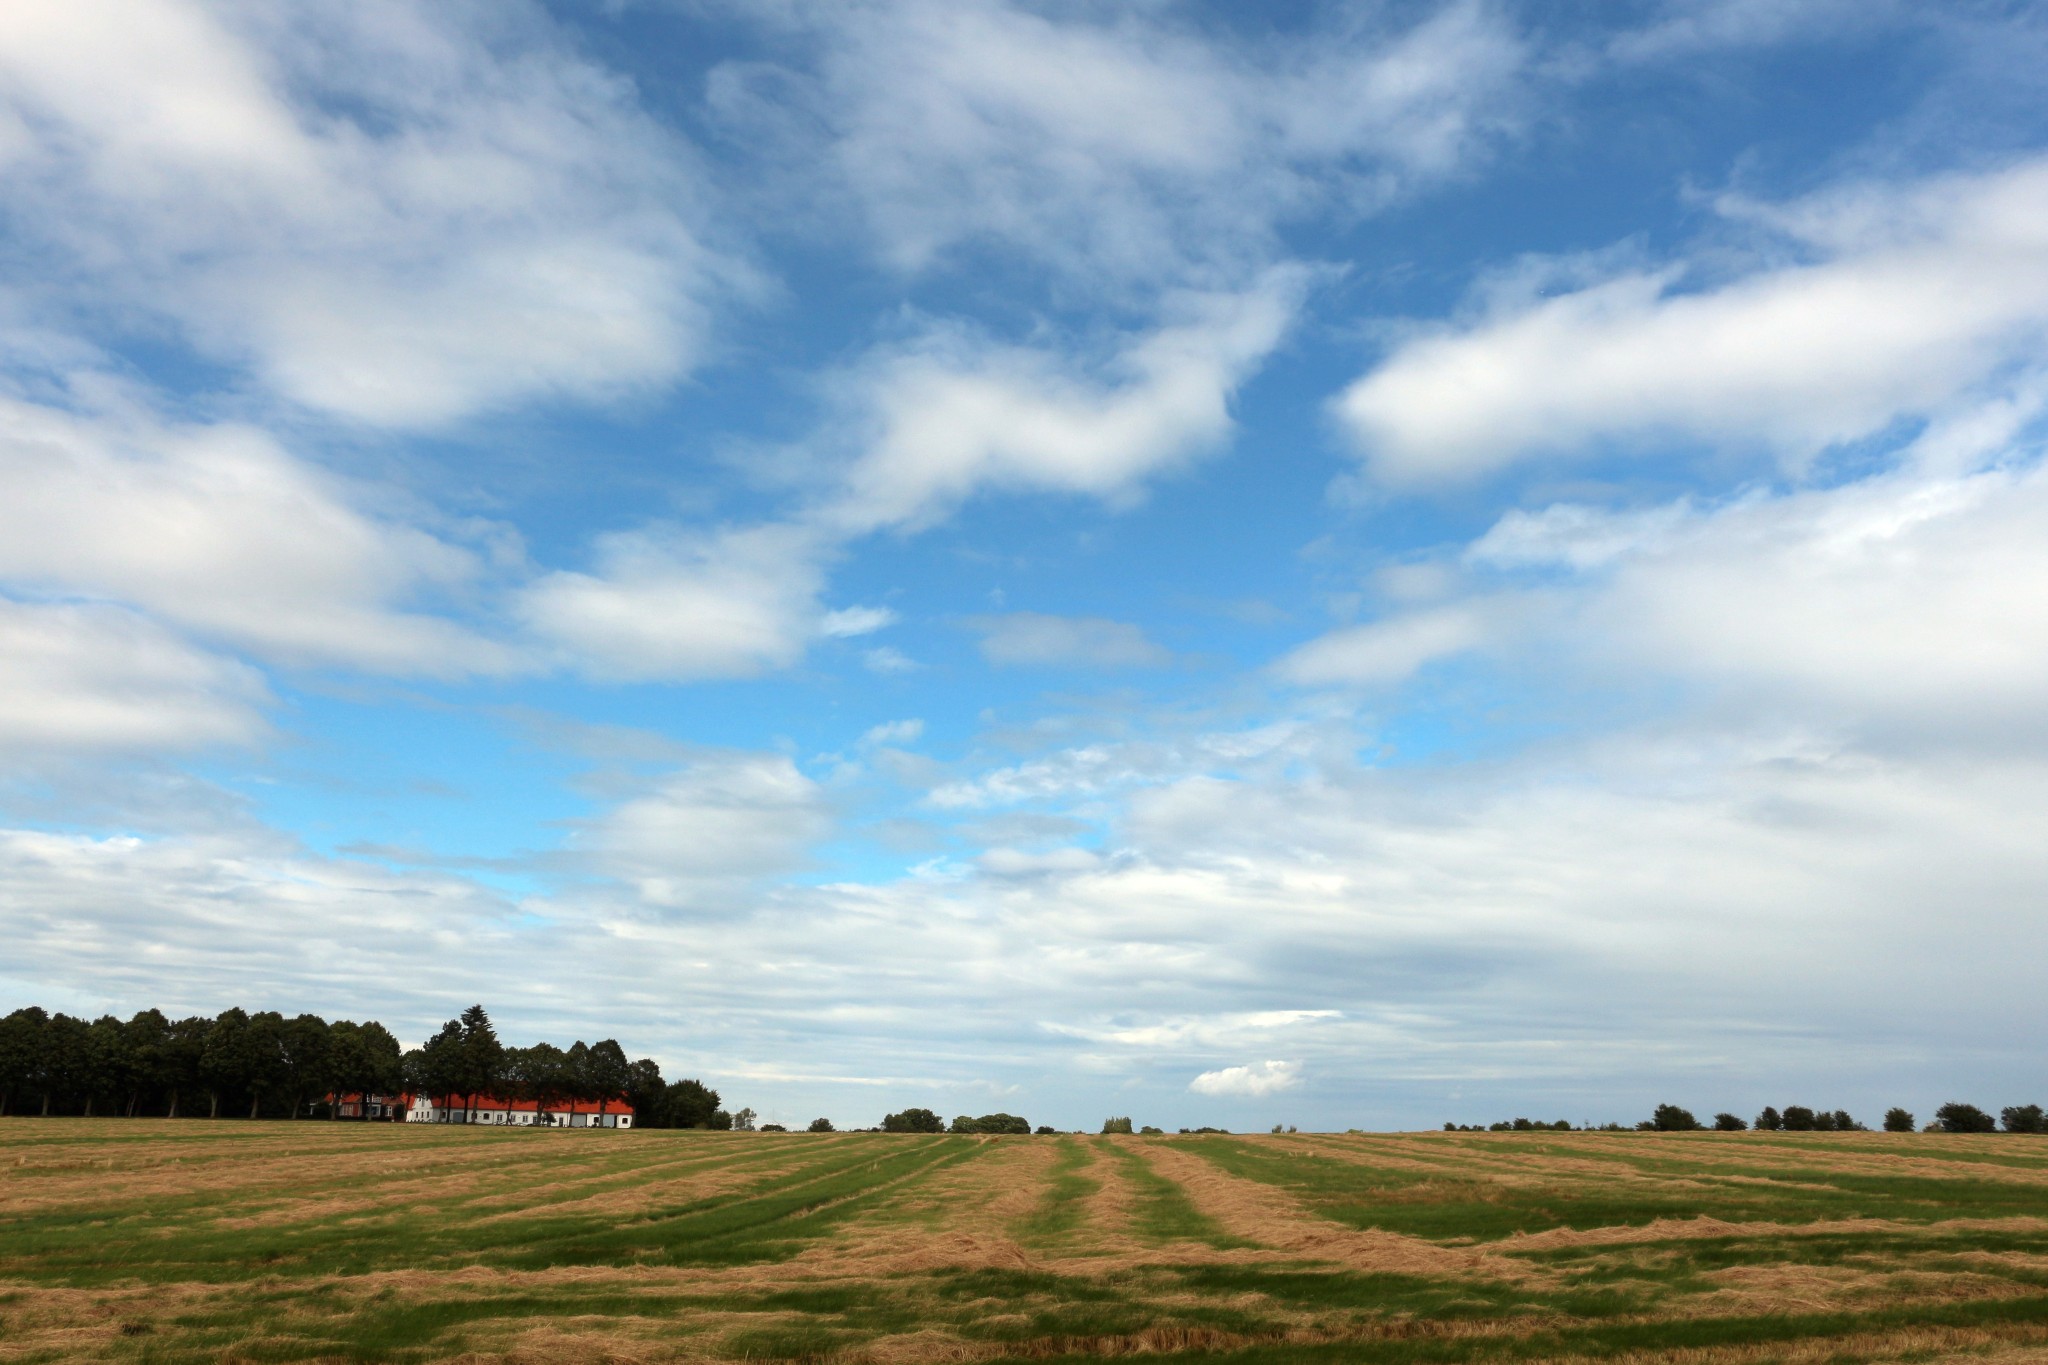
left=6, top=1123, right=2048, bottom=1363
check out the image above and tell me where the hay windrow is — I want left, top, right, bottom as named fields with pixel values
left=7, top=1121, right=2048, bottom=1363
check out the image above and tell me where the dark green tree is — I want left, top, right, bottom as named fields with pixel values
left=663, top=1078, right=722, bottom=1129
left=883, top=1107, right=945, bottom=1133
left=81, top=1014, right=131, bottom=1116
left=1100, top=1116, right=1134, bottom=1135
left=1934, top=1102, right=1997, bottom=1133
left=161, top=1016, right=209, bottom=1118
left=405, top=1018, right=466, bottom=1119
left=279, top=1014, right=332, bottom=1119
left=123, top=1009, right=170, bottom=1117
left=0, top=1007, right=47, bottom=1116
left=456, top=1005, right=504, bottom=1120
left=241, top=1012, right=290, bottom=1118
left=199, top=1008, right=250, bottom=1119
left=952, top=1112, right=1029, bottom=1134
left=43, top=1013, right=89, bottom=1115
left=578, top=1040, right=630, bottom=1124
left=326, top=1020, right=400, bottom=1117
left=807, top=1117, right=835, bottom=1132
left=2001, top=1104, right=2045, bottom=1134
left=1883, top=1107, right=1915, bottom=1132
left=1712, top=1112, right=1747, bottom=1131
left=564, top=1040, right=594, bottom=1107
left=624, top=1057, right=666, bottom=1125
left=1754, top=1105, right=1783, bottom=1131
left=1651, top=1104, right=1702, bottom=1132
left=507, top=1042, right=571, bottom=1125
left=1781, top=1105, right=1817, bottom=1131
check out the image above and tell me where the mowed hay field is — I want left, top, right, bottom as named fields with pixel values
left=7, top=1125, right=2048, bottom=1364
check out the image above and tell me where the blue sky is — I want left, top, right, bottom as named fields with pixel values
left=4, top=0, right=2048, bottom=1131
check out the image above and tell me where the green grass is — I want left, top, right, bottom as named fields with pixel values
left=5, top=1122, right=2047, bottom=1363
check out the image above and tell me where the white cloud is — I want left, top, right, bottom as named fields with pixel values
left=0, top=599, right=269, bottom=753
left=1555, top=462, right=2048, bottom=727
left=976, top=845, right=1101, bottom=878
left=1336, top=158, right=2048, bottom=483
left=860, top=718, right=924, bottom=748
left=819, top=605, right=897, bottom=638
left=925, top=745, right=1132, bottom=812
left=1190, top=1060, right=1301, bottom=1098
left=711, top=0, right=1525, bottom=284
left=577, top=752, right=830, bottom=908
left=518, top=525, right=826, bottom=682
left=973, top=612, right=1171, bottom=670
left=863, top=646, right=919, bottom=674
left=0, top=394, right=511, bottom=674
left=1606, top=0, right=1892, bottom=63
left=0, top=0, right=734, bottom=426
left=821, top=270, right=1309, bottom=533
left=1274, top=603, right=1493, bottom=686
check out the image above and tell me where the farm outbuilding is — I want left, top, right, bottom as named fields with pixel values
left=406, top=1093, right=634, bottom=1127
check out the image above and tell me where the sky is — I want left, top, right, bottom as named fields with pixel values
left=3, top=0, right=2047, bottom=1133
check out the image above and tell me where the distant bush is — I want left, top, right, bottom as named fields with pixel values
left=1832, top=1110, right=1862, bottom=1132
left=1781, top=1106, right=1817, bottom=1131
left=1138, top=1125, right=1163, bottom=1135
left=2001, top=1104, right=2045, bottom=1134
left=1180, top=1126, right=1229, bottom=1134
left=759, top=1123, right=787, bottom=1132
left=1755, top=1106, right=1783, bottom=1131
left=807, top=1117, right=835, bottom=1133
left=1652, top=1104, right=1703, bottom=1132
left=1101, top=1117, right=1134, bottom=1135
left=1034, top=1125, right=1056, bottom=1134
left=1935, top=1102, right=1997, bottom=1133
left=882, top=1107, right=945, bottom=1133
left=951, top=1113, right=1030, bottom=1135
left=1713, top=1113, right=1747, bottom=1131
left=1883, top=1107, right=1915, bottom=1132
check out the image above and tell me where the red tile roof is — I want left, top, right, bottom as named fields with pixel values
left=422, top=1093, right=633, bottom=1116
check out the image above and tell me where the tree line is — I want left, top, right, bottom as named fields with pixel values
left=0, top=1003, right=739, bottom=1128
left=1447, top=1101, right=2048, bottom=1134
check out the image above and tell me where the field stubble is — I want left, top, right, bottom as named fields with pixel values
left=4, top=1123, right=2048, bottom=1364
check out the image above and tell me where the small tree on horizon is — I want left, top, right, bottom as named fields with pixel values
left=882, top=1107, right=944, bottom=1133
left=2001, top=1104, right=2045, bottom=1134
left=1651, top=1104, right=1702, bottom=1132
left=1883, top=1107, right=1915, bottom=1132
left=1934, top=1102, right=1997, bottom=1133
left=1713, top=1112, right=1747, bottom=1131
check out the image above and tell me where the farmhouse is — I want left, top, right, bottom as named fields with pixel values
left=406, top=1093, right=634, bottom=1127
left=329, top=1091, right=406, bottom=1120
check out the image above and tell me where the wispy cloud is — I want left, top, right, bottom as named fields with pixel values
left=1337, top=158, right=2048, bottom=483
